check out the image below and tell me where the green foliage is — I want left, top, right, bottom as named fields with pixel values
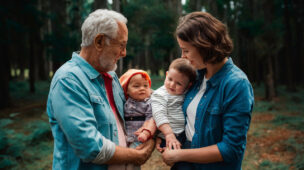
left=122, top=0, right=178, bottom=71
left=272, top=115, right=304, bottom=131
left=27, top=121, right=52, bottom=144
left=151, top=76, right=165, bottom=90
left=0, top=155, right=17, bottom=169
left=9, top=81, right=50, bottom=100
left=0, top=118, right=51, bottom=169
left=0, top=130, right=8, bottom=151
left=253, top=100, right=276, bottom=113
left=285, top=136, right=304, bottom=169
left=259, top=160, right=289, bottom=170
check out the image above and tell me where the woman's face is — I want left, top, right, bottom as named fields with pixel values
left=177, top=37, right=206, bottom=70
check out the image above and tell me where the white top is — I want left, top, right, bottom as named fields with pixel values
left=185, top=76, right=208, bottom=141
left=151, top=85, right=185, bottom=139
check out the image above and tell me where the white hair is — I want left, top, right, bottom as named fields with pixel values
left=81, top=9, right=127, bottom=47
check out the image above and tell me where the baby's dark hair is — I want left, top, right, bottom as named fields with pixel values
left=169, top=58, right=196, bottom=83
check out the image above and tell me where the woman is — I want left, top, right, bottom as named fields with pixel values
left=158, top=12, right=254, bottom=170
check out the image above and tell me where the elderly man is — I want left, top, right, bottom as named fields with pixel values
left=46, top=9, right=155, bottom=170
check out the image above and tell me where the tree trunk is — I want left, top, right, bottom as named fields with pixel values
left=50, top=0, right=67, bottom=73
left=293, top=0, right=304, bottom=84
left=94, top=0, right=108, bottom=10
left=265, top=55, right=276, bottom=100
left=37, top=0, right=48, bottom=80
left=0, top=43, right=11, bottom=109
left=29, top=35, right=37, bottom=93
left=283, top=0, right=296, bottom=90
left=112, top=0, right=123, bottom=76
left=263, top=0, right=277, bottom=99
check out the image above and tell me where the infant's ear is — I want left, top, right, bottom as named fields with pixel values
left=187, top=82, right=193, bottom=89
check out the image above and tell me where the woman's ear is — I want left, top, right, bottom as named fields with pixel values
left=94, top=34, right=105, bottom=51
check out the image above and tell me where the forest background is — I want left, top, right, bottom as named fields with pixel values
left=0, top=0, right=303, bottom=169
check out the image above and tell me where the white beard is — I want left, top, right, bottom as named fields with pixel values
left=99, top=54, right=117, bottom=72
left=111, top=63, right=117, bottom=71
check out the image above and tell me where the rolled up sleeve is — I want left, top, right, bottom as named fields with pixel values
left=217, top=79, right=254, bottom=162
left=51, top=77, right=115, bottom=163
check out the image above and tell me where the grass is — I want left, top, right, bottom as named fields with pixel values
left=1, top=80, right=304, bottom=170
left=242, top=85, right=304, bottom=170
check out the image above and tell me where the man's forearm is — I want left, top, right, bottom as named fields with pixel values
left=106, top=139, right=155, bottom=165
left=106, top=146, right=140, bottom=164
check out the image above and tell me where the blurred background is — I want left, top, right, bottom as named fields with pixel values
left=0, top=0, right=303, bottom=169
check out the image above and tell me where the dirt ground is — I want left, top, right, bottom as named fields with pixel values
left=142, top=113, right=304, bottom=170
left=1, top=97, right=303, bottom=169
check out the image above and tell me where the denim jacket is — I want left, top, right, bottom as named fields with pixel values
left=182, top=58, right=254, bottom=170
left=46, top=52, right=125, bottom=170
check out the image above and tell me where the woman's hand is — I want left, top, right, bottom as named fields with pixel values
left=165, top=133, right=181, bottom=150
left=162, top=148, right=179, bottom=166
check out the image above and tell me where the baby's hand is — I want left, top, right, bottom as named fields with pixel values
left=165, top=133, right=181, bottom=150
left=137, top=129, right=151, bottom=143
left=156, top=137, right=164, bottom=153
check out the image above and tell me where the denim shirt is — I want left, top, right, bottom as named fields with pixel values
left=46, top=52, right=125, bottom=170
left=182, top=58, right=254, bottom=170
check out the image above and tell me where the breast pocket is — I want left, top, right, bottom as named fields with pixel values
left=90, top=95, right=108, bottom=121
left=206, top=106, right=222, bottom=140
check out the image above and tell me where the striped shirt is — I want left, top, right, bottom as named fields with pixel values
left=151, top=86, right=185, bottom=139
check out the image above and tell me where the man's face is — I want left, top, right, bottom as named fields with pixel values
left=99, top=21, right=128, bottom=72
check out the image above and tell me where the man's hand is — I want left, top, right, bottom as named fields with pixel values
left=133, top=138, right=155, bottom=165
left=165, top=133, right=181, bottom=150
left=162, top=148, right=179, bottom=166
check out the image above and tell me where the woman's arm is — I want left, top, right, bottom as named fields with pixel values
left=162, top=79, right=253, bottom=165
left=162, top=144, right=223, bottom=166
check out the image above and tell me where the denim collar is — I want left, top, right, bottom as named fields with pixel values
left=197, top=57, right=234, bottom=87
left=208, top=57, right=234, bottom=87
left=72, top=52, right=100, bottom=80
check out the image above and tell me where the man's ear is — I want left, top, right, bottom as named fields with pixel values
left=94, top=34, right=105, bottom=51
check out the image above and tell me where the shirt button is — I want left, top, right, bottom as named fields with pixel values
left=114, top=132, right=117, bottom=136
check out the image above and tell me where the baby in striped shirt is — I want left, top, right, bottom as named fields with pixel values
left=152, top=58, right=196, bottom=152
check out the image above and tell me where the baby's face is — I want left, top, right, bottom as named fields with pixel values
left=127, top=74, right=151, bottom=101
left=164, top=68, right=190, bottom=95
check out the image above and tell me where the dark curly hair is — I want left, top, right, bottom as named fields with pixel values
left=176, top=12, right=233, bottom=64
